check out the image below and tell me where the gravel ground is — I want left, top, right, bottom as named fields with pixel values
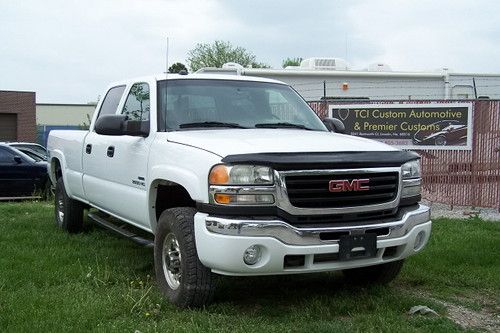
left=423, top=200, right=500, bottom=221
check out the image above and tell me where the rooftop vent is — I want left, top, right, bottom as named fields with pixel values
left=367, top=63, right=392, bottom=72
left=300, top=57, right=349, bottom=71
left=222, top=62, right=244, bottom=69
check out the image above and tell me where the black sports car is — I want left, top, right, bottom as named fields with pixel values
left=0, top=143, right=51, bottom=198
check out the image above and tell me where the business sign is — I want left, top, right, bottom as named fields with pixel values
left=328, top=103, right=473, bottom=150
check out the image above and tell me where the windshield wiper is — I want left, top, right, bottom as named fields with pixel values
left=254, top=122, right=313, bottom=130
left=179, top=121, right=247, bottom=129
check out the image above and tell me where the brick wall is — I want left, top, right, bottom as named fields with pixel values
left=0, top=90, right=37, bottom=142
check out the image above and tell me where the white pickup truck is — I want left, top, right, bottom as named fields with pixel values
left=48, top=73, right=431, bottom=308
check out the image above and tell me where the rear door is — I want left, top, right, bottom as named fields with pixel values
left=82, top=85, right=126, bottom=210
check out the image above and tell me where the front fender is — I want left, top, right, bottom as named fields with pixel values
left=148, top=165, right=206, bottom=202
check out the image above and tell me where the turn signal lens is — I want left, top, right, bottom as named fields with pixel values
left=214, top=193, right=232, bottom=204
left=209, top=165, right=229, bottom=184
left=213, top=194, right=275, bottom=205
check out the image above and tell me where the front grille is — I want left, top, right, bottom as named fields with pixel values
left=285, top=172, right=399, bottom=208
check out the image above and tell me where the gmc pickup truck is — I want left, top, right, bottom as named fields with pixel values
left=48, top=73, right=431, bottom=308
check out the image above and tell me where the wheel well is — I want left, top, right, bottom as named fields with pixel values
left=155, top=183, right=195, bottom=222
left=52, top=159, right=62, bottom=180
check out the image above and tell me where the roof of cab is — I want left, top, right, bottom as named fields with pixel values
left=107, top=73, right=287, bottom=88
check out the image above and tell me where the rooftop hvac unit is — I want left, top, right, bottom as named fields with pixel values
left=300, top=57, right=349, bottom=70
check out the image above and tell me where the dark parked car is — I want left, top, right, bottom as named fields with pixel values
left=13, top=147, right=48, bottom=161
left=0, top=144, right=51, bottom=198
left=413, top=120, right=467, bottom=146
left=6, top=142, right=48, bottom=160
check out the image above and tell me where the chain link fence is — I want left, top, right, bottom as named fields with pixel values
left=308, top=100, right=500, bottom=210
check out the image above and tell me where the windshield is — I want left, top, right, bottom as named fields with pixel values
left=157, top=79, right=327, bottom=131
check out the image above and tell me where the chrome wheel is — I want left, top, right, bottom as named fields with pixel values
left=162, top=233, right=182, bottom=290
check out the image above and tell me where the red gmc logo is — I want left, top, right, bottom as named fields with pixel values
left=329, top=179, right=370, bottom=192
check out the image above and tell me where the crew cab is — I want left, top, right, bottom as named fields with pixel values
left=47, top=73, right=431, bottom=308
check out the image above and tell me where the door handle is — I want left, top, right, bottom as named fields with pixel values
left=107, top=146, right=115, bottom=158
left=85, top=144, right=92, bottom=154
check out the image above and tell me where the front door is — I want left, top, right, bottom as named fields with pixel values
left=83, top=82, right=152, bottom=228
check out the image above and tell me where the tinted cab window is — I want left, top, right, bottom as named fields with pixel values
left=96, top=85, right=126, bottom=121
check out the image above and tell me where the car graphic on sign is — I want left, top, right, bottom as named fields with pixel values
left=413, top=120, right=467, bottom=146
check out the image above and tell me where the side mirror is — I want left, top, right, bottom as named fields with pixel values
left=13, top=156, right=23, bottom=164
left=95, top=115, right=149, bottom=137
left=323, top=118, right=346, bottom=134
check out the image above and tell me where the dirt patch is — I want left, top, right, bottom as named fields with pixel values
left=443, top=300, right=499, bottom=333
left=402, top=288, right=500, bottom=332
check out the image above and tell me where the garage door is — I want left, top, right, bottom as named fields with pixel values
left=0, top=114, right=17, bottom=141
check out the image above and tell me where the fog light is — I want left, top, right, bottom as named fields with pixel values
left=243, top=245, right=261, bottom=265
left=414, top=231, right=426, bottom=250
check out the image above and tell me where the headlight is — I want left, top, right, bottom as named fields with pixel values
left=401, top=160, right=421, bottom=199
left=209, top=164, right=273, bottom=185
left=401, top=160, right=421, bottom=179
left=209, top=164, right=275, bottom=205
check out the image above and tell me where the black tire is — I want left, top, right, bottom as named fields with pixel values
left=54, top=177, right=84, bottom=233
left=154, top=207, right=216, bottom=308
left=342, top=260, right=405, bottom=285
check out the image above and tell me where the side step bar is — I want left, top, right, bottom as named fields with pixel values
left=88, top=211, right=154, bottom=248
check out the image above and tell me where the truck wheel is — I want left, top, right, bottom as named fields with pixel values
left=342, top=260, right=405, bottom=285
left=54, top=177, right=84, bottom=233
left=154, top=207, right=216, bottom=308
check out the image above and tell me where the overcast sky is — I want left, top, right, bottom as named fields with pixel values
left=1, top=0, right=499, bottom=103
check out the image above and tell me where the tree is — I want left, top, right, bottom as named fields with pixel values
left=187, top=40, right=269, bottom=72
left=168, top=62, right=187, bottom=73
left=282, top=57, right=303, bottom=68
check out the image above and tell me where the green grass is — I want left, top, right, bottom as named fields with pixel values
left=0, top=202, right=498, bottom=332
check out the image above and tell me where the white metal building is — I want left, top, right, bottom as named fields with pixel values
left=198, top=58, right=500, bottom=101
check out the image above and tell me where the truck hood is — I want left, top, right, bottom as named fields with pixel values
left=166, top=129, right=397, bottom=157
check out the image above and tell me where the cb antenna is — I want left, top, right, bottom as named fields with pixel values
left=166, top=36, right=169, bottom=78
left=164, top=36, right=169, bottom=131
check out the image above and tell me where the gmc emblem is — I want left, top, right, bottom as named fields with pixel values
left=329, top=179, right=370, bottom=192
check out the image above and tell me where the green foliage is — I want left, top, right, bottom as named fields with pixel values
left=282, top=57, right=303, bottom=68
left=250, top=62, right=271, bottom=69
left=1, top=202, right=498, bottom=332
left=78, top=113, right=92, bottom=130
left=187, top=40, right=269, bottom=72
left=168, top=62, right=188, bottom=73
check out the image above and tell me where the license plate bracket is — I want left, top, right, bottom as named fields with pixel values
left=339, top=233, right=377, bottom=261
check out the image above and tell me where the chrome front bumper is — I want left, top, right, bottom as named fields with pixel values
left=205, top=204, right=430, bottom=246
left=194, top=204, right=432, bottom=276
